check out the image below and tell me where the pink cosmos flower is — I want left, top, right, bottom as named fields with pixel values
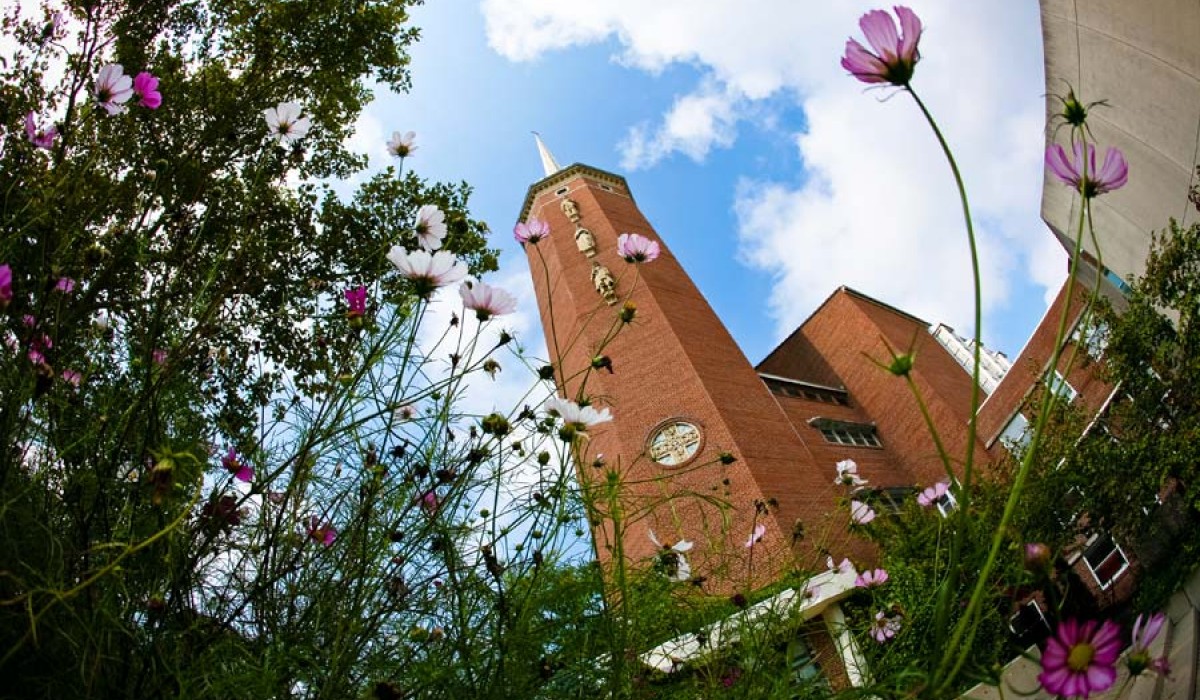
left=917, top=481, right=949, bottom=507
left=54, top=277, right=75, bottom=294
left=419, top=490, right=439, bottom=515
left=133, top=72, right=162, bottom=109
left=414, top=204, right=447, bottom=251
left=263, top=102, right=311, bottom=146
left=1127, top=612, right=1169, bottom=677
left=855, top=568, right=889, bottom=588
left=386, top=248, right=468, bottom=299
left=94, top=64, right=134, bottom=115
left=871, top=610, right=902, bottom=642
left=616, top=233, right=661, bottom=263
left=387, top=130, right=417, bottom=158
left=28, top=333, right=52, bottom=366
left=221, top=447, right=253, bottom=483
left=744, top=523, right=766, bottom=548
left=1046, top=143, right=1129, bottom=199
left=0, top=264, right=12, bottom=307
left=344, top=285, right=367, bottom=319
left=61, top=369, right=82, bottom=387
left=850, top=500, right=876, bottom=525
left=152, top=348, right=168, bottom=365
left=1038, top=618, right=1122, bottom=698
left=459, top=280, right=517, bottom=321
left=827, top=556, right=854, bottom=576
left=513, top=217, right=550, bottom=245
left=835, top=458, right=868, bottom=487
left=24, top=112, right=58, bottom=149
left=842, top=6, right=922, bottom=87
left=306, top=516, right=337, bottom=547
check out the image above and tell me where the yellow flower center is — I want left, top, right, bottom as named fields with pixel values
left=1066, top=642, right=1095, bottom=672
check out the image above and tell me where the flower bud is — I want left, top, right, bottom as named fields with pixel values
left=1023, top=542, right=1051, bottom=572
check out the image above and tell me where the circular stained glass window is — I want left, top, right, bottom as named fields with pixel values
left=648, top=422, right=702, bottom=466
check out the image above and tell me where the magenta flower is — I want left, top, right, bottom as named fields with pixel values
left=387, top=130, right=417, bottom=158
left=1127, top=612, right=1169, bottom=677
left=842, top=6, right=922, bottom=87
left=1038, top=618, right=1122, bottom=698
left=133, top=72, right=162, bottom=109
left=24, top=112, right=58, bottom=149
left=221, top=447, right=253, bottom=483
left=152, top=349, right=168, bottom=365
left=419, top=490, right=439, bottom=514
left=513, top=217, right=550, bottom=245
left=850, top=500, right=876, bottom=525
left=0, top=264, right=12, bottom=307
left=1046, top=143, right=1128, bottom=198
left=306, top=516, right=337, bottom=547
left=917, top=481, right=949, bottom=507
left=414, top=204, right=447, bottom=251
left=744, top=523, right=766, bottom=548
left=94, top=64, right=134, bottom=115
left=855, top=568, right=889, bottom=588
left=54, top=277, right=75, bottom=294
left=616, top=233, right=661, bottom=263
left=459, top=280, right=517, bottom=321
left=871, top=611, right=902, bottom=642
left=61, top=369, right=82, bottom=387
left=344, top=285, right=367, bottom=319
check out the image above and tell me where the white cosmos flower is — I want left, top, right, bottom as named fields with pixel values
left=648, top=528, right=694, bottom=582
left=544, top=395, right=612, bottom=428
left=387, top=130, right=417, bottom=158
left=414, top=204, right=447, bottom=251
left=263, top=101, right=312, bottom=146
left=387, top=247, right=467, bottom=298
left=94, top=64, right=134, bottom=115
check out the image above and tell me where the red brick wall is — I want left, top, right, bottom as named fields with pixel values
left=977, top=278, right=1115, bottom=456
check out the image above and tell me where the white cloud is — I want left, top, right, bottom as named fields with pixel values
left=620, top=81, right=741, bottom=169
left=481, top=0, right=1066, bottom=343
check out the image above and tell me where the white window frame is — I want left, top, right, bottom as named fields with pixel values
left=1081, top=533, right=1129, bottom=591
left=1048, top=370, right=1078, bottom=404
left=998, top=412, right=1032, bottom=456
left=1008, top=598, right=1050, bottom=638
left=934, top=490, right=958, bottom=518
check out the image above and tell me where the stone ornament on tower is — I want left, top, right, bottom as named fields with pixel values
left=560, top=197, right=581, bottom=223
left=575, top=227, right=596, bottom=257
left=590, top=262, right=618, bottom=305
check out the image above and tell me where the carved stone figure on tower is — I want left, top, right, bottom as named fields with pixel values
left=590, top=262, right=617, bottom=305
left=575, top=227, right=597, bottom=257
left=560, top=197, right=581, bottom=223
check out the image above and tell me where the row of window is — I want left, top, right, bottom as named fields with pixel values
left=764, top=379, right=850, bottom=405
left=819, top=426, right=881, bottom=447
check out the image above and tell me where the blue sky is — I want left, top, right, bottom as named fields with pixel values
left=351, top=0, right=1065, bottom=371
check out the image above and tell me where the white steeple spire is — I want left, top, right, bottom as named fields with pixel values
left=532, top=131, right=562, bottom=177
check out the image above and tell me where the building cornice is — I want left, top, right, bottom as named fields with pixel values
left=518, top=163, right=631, bottom=222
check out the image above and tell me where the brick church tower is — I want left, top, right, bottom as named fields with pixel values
left=517, top=138, right=863, bottom=592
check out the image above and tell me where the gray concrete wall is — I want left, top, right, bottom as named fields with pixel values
left=1040, top=0, right=1200, bottom=282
